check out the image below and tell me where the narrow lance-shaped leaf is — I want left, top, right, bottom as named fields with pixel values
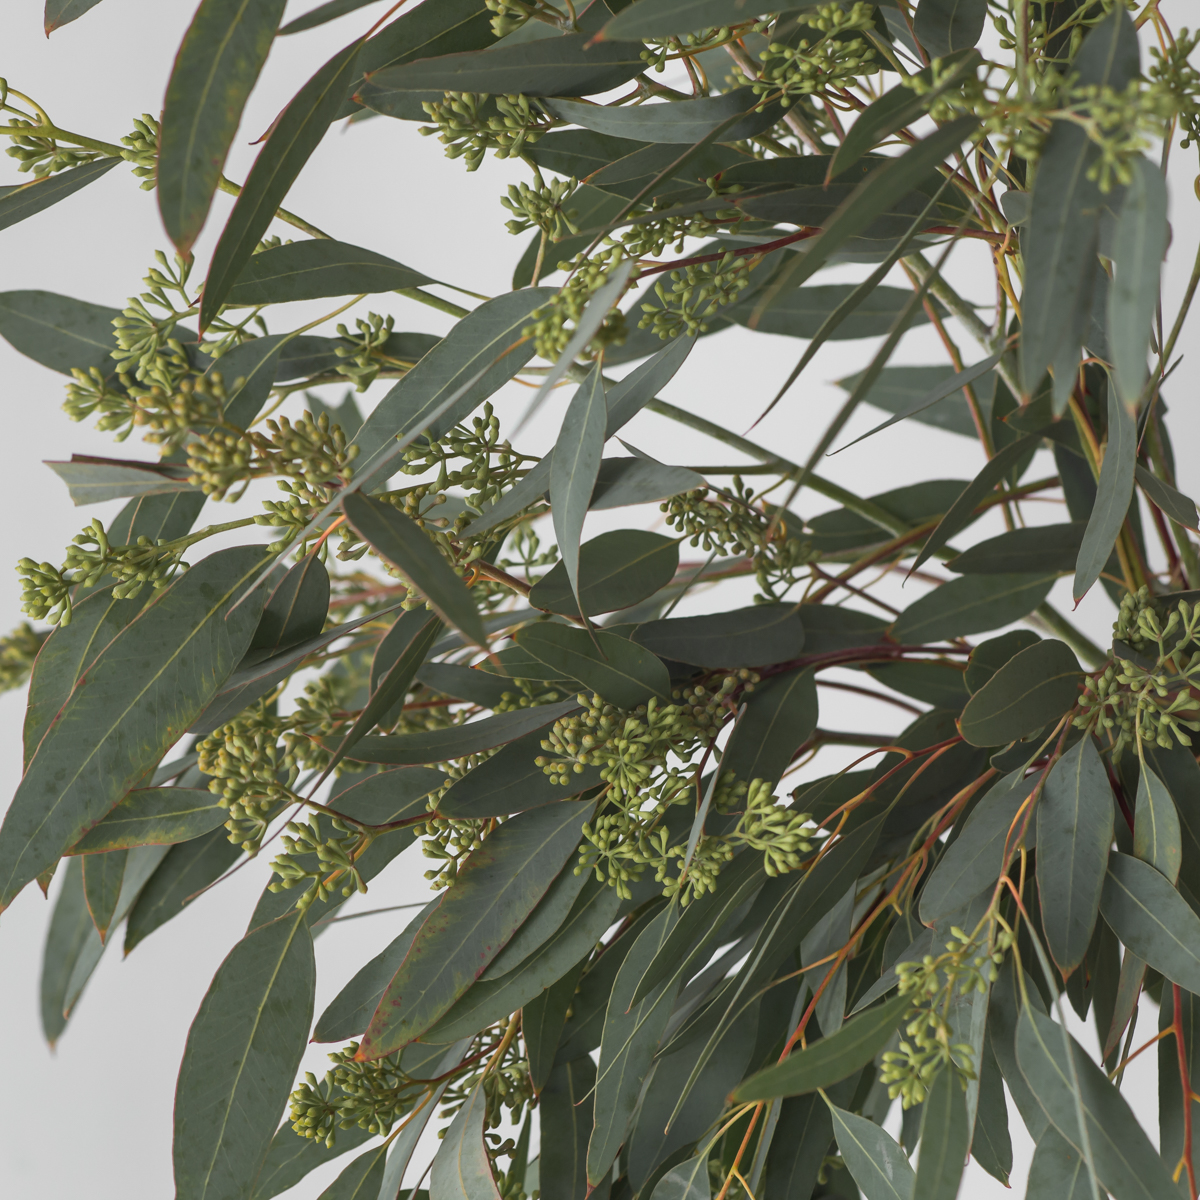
left=0, top=545, right=269, bottom=910
left=158, top=0, right=288, bottom=254
left=0, top=159, right=119, bottom=233
left=45, top=0, right=108, bottom=32
left=914, top=1066, right=970, bottom=1200
left=344, top=492, right=485, bottom=648
left=67, top=788, right=229, bottom=855
left=1036, top=738, right=1115, bottom=974
left=828, top=1101, right=916, bottom=1200
left=430, top=1084, right=502, bottom=1200
left=1133, top=762, right=1181, bottom=883
left=199, top=39, right=362, bottom=328
left=550, top=363, right=607, bottom=607
left=1074, top=387, right=1136, bottom=601
left=1109, top=155, right=1168, bottom=408
left=173, top=911, right=316, bottom=1200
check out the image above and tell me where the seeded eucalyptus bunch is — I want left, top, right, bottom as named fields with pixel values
left=3, top=1, right=1200, bottom=1198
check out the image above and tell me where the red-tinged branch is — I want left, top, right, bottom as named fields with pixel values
left=636, top=227, right=821, bottom=279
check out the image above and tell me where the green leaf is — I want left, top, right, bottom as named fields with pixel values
left=524, top=959, right=586, bottom=1091
left=965, top=630, right=1040, bottom=693
left=734, top=993, right=909, bottom=1103
left=892, top=572, right=1056, bottom=645
left=44, top=455, right=199, bottom=506
left=173, top=911, right=316, bottom=1200
left=972, top=1035, right=1013, bottom=1185
left=530, top=530, right=680, bottom=618
left=438, top=728, right=605, bottom=819
left=352, top=287, right=554, bottom=486
left=544, top=88, right=783, bottom=144
left=210, top=332, right=293, bottom=429
left=726, top=284, right=935, bottom=340
left=515, top=624, right=670, bottom=709
left=251, top=553, right=329, bottom=657
left=45, top=0, right=108, bottom=31
left=421, top=875, right=621, bottom=1044
left=0, top=159, right=119, bottom=232
left=763, top=1094, right=834, bottom=1200
left=68, top=788, right=224, bottom=854
left=1026, top=1127, right=1091, bottom=1200
left=480, top=859, right=590, bottom=980
left=1135, top=465, right=1199, bottom=531
left=124, top=828, right=241, bottom=952
left=913, top=1066, right=970, bottom=1200
left=589, top=455, right=705, bottom=511
left=345, top=698, right=578, bottom=765
left=551, top=364, right=608, bottom=606
left=226, top=239, right=434, bottom=305
left=1036, top=738, right=1115, bottom=974
left=1100, top=852, right=1200, bottom=993
left=808, top=480, right=964, bottom=555
left=919, top=772, right=1035, bottom=922
left=1144, top=744, right=1200, bottom=901
left=315, top=1145, right=388, bottom=1200
left=329, top=765, right=445, bottom=826
left=588, top=904, right=681, bottom=1185
left=721, top=668, right=818, bottom=788
left=1015, top=1003, right=1177, bottom=1200
left=601, top=0, right=780, bottom=38
left=1108, top=155, right=1168, bottom=408
left=360, top=799, right=593, bottom=1055
left=0, top=289, right=121, bottom=375
left=199, top=39, right=362, bottom=328
left=742, top=118, right=979, bottom=299
left=1075, top=388, right=1136, bottom=601
left=540, top=1058, right=596, bottom=1200
left=1134, top=763, right=1181, bottom=883
left=911, top=433, right=1042, bottom=570
left=914, top=0, right=987, bottom=58
left=414, top=662, right=512, bottom=708
left=344, top=492, right=484, bottom=647
left=357, top=33, right=645, bottom=108
left=158, top=0, right=287, bottom=255
left=651, top=1154, right=711, bottom=1200
left=947, top=522, right=1086, bottom=575
left=845, top=364, right=995, bottom=440
left=0, top=545, right=269, bottom=910
left=314, top=899, right=438, bottom=1042
left=863, top=661, right=968, bottom=710
left=828, top=1102, right=915, bottom=1200
left=633, top=604, right=804, bottom=668
left=279, top=0, right=384, bottom=35
left=959, top=639, right=1082, bottom=747
left=39, top=857, right=94, bottom=1044
left=430, top=1083, right=502, bottom=1200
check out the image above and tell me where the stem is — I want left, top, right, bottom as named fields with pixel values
left=1174, top=983, right=1199, bottom=1199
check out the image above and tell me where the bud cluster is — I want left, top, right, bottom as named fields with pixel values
left=753, top=3, right=880, bottom=106
left=0, top=622, right=46, bottom=694
left=419, top=92, right=552, bottom=171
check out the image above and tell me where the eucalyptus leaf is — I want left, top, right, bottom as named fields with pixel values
left=529, top=530, right=680, bottom=617
left=892, top=573, right=1056, bottom=645
left=0, top=158, right=119, bottom=232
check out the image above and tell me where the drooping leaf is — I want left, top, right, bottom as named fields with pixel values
left=863, top=660, right=969, bottom=710
left=720, top=667, right=818, bottom=788
left=919, top=772, right=1035, bottom=922
left=846, top=364, right=995, bottom=440
left=421, top=875, right=621, bottom=1045
left=514, top=624, right=670, bottom=709
left=158, top=0, right=288, bottom=254
left=0, top=546, right=269, bottom=910
left=44, top=0, right=108, bottom=31
left=633, top=604, right=804, bottom=668
left=650, top=1154, right=711, bottom=1200
left=250, top=553, right=330, bottom=657
left=68, top=788, right=224, bottom=854
left=529, top=530, right=680, bottom=618
left=541, top=1057, right=596, bottom=1200
left=1014, top=1003, right=1177, bottom=1200
left=524, top=959, right=587, bottom=1092
left=972, top=1035, right=1013, bottom=1185
left=173, top=911, right=316, bottom=1200
left=430, top=1082, right=502, bottom=1200
left=226, top=238, right=434, bottom=305
left=357, top=32, right=646, bottom=107
left=0, top=159, right=119, bottom=233
left=279, top=0, right=383, bottom=34
left=340, top=699, right=578, bottom=765
left=1075, top=388, right=1136, bottom=601
left=733, top=993, right=909, bottom=1102
left=327, top=765, right=445, bottom=827
left=359, top=800, right=593, bottom=1056
left=828, top=1102, right=916, bottom=1200
left=1026, top=1126, right=1091, bottom=1200
left=726, top=284, right=935, bottom=340
left=1133, top=763, right=1181, bottom=883
left=587, top=904, right=681, bottom=1185
left=913, top=1065, right=970, bottom=1200
left=914, top=0, right=987, bottom=58
left=43, top=455, right=199, bottom=506
left=1136, top=465, right=1199, bottom=531
left=544, top=89, right=783, bottom=145
left=1036, top=738, right=1115, bottom=974
left=601, top=0, right=784, bottom=39
left=39, top=858, right=94, bottom=1044
left=0, top=289, right=122, bottom=375
left=314, top=1145, right=387, bottom=1200
left=587, top=455, right=704, bottom=511
left=807, top=479, right=964, bottom=555
left=415, top=661, right=515, bottom=709
left=1100, top=852, right=1200, bottom=994
left=891, top=572, right=1056, bottom=645
left=959, top=639, right=1082, bottom=747
left=947, top=522, right=1086, bottom=575
left=199, top=39, right=363, bottom=328
left=344, top=492, right=484, bottom=647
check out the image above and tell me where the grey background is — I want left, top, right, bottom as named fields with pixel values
left=0, top=1, right=1192, bottom=1195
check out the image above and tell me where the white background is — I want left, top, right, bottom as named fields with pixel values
left=0, top=0, right=1194, bottom=1196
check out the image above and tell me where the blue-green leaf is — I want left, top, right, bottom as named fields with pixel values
left=0, top=158, right=119, bottom=233
left=431, top=1083, right=503, bottom=1200
left=1074, top=387, right=1135, bottom=601
left=828, top=1102, right=915, bottom=1200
